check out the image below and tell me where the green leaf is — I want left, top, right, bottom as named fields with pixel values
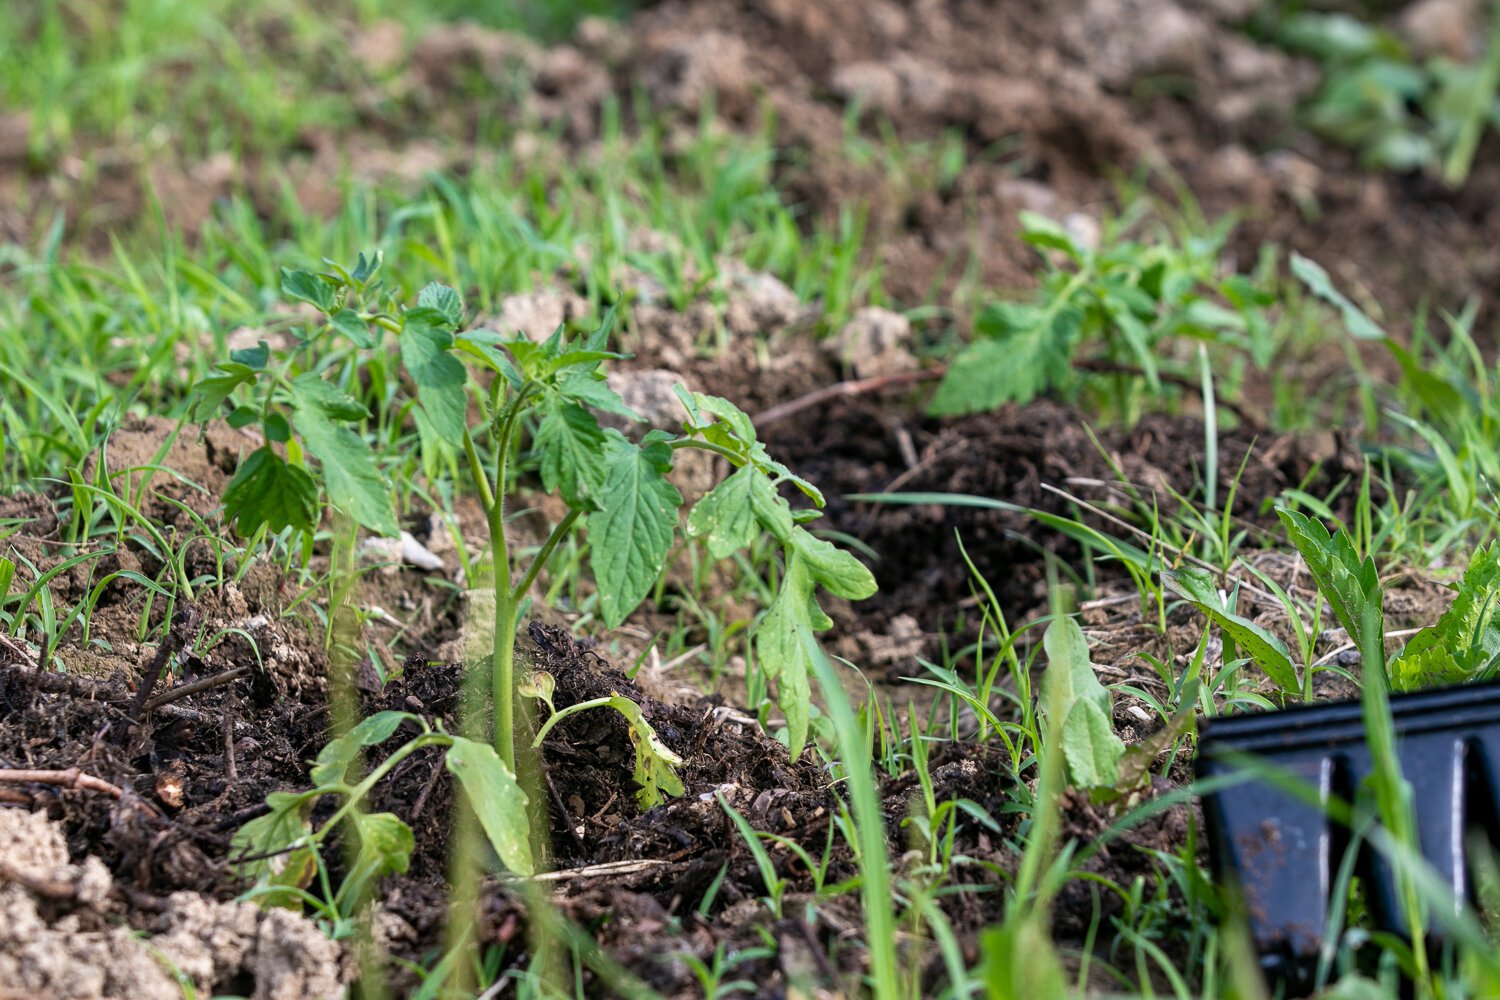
left=1019, top=211, right=1085, bottom=262
left=309, top=711, right=415, bottom=787
left=417, top=283, right=464, bottom=328
left=280, top=267, right=337, bottom=313
left=1392, top=542, right=1500, bottom=689
left=605, top=694, right=685, bottom=809
left=330, top=308, right=375, bottom=348
left=290, top=374, right=399, bottom=537
left=928, top=302, right=1083, bottom=415
left=337, top=812, right=414, bottom=909
left=687, top=465, right=760, bottom=559
left=1165, top=568, right=1300, bottom=692
left=787, top=527, right=877, bottom=600
left=534, top=399, right=607, bottom=509
left=229, top=341, right=270, bottom=369
left=556, top=370, right=638, bottom=419
left=263, top=413, right=291, bottom=443
left=189, top=365, right=259, bottom=420
left=1044, top=616, right=1124, bottom=789
left=590, top=431, right=683, bottom=628
left=222, top=447, right=319, bottom=536
left=401, top=310, right=468, bottom=446
left=1290, top=252, right=1385, bottom=340
left=756, top=555, right=817, bottom=759
left=1277, top=507, right=1384, bottom=656
left=232, top=790, right=316, bottom=881
left=445, top=737, right=533, bottom=876
left=227, top=405, right=257, bottom=429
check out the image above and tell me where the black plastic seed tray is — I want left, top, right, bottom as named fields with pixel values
left=1196, top=680, right=1500, bottom=993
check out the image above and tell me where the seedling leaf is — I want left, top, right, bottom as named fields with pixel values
left=1044, top=616, right=1124, bottom=789
left=929, top=303, right=1083, bottom=415
left=687, top=465, right=760, bottom=559
left=309, top=710, right=415, bottom=787
left=290, top=374, right=399, bottom=537
left=1290, top=252, right=1385, bottom=340
left=591, top=430, right=682, bottom=628
left=445, top=736, right=533, bottom=876
left=222, top=447, right=319, bottom=536
left=337, top=811, right=413, bottom=909
left=232, top=790, right=316, bottom=881
left=401, top=310, right=468, bottom=446
left=280, top=268, right=337, bottom=313
left=1277, top=507, right=1384, bottom=656
left=606, top=694, right=686, bottom=809
left=1165, top=567, right=1300, bottom=692
left=416, top=282, right=464, bottom=327
left=535, top=398, right=608, bottom=509
left=1391, top=541, right=1500, bottom=689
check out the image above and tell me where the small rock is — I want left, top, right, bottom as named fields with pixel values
left=722, top=264, right=803, bottom=336
left=830, top=307, right=917, bottom=378
left=350, top=20, right=407, bottom=75
left=485, top=288, right=587, bottom=342
left=830, top=62, right=902, bottom=117
left=1397, top=0, right=1484, bottom=60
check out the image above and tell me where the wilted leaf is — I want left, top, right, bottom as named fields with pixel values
left=232, top=790, right=316, bottom=881
left=337, top=811, right=413, bottom=909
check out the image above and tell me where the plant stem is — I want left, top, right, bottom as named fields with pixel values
left=487, top=395, right=525, bottom=771
left=316, top=732, right=449, bottom=837
left=492, top=585, right=519, bottom=772
left=670, top=438, right=743, bottom=464
left=513, top=510, right=582, bottom=604
left=531, top=696, right=614, bottom=748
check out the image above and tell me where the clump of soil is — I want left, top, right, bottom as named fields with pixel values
left=0, top=804, right=341, bottom=1000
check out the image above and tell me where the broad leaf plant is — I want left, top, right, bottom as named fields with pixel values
left=194, top=253, right=874, bottom=883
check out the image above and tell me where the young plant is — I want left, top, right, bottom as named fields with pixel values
left=233, top=711, right=532, bottom=899
left=929, top=210, right=1271, bottom=417
left=525, top=672, right=685, bottom=810
left=194, top=253, right=873, bottom=867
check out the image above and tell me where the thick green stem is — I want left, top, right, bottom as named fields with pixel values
left=492, top=587, right=519, bottom=772
left=486, top=393, right=527, bottom=771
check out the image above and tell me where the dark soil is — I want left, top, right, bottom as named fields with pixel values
left=758, top=394, right=1370, bottom=665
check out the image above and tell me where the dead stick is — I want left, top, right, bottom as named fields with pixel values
left=0, top=860, right=78, bottom=900
left=121, top=603, right=201, bottom=740
left=0, top=767, right=159, bottom=817
left=145, top=665, right=250, bottom=711
left=0, top=633, right=39, bottom=670
left=752, top=369, right=942, bottom=428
